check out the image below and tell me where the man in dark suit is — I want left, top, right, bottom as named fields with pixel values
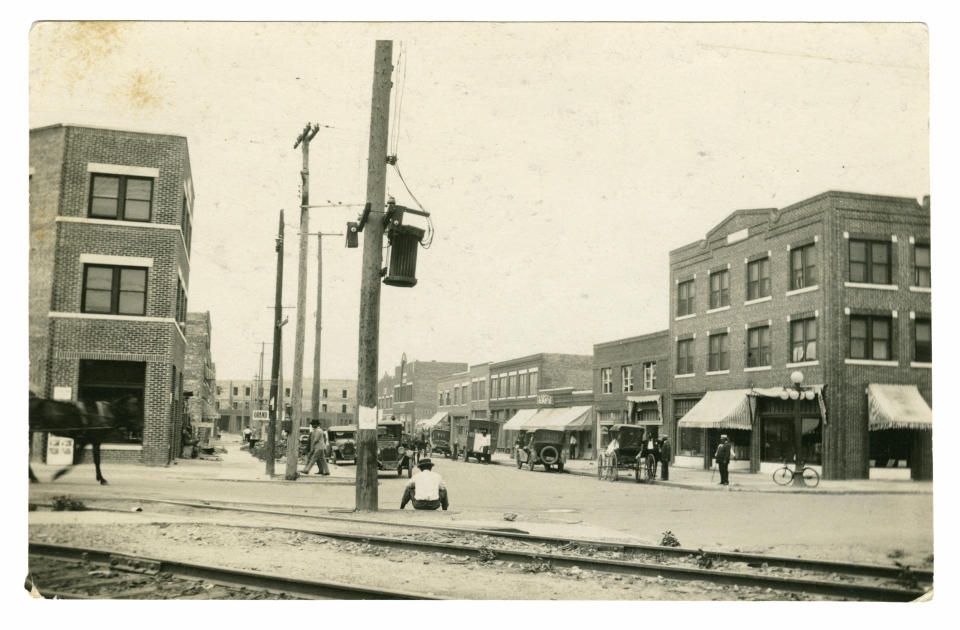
left=659, top=436, right=672, bottom=481
left=714, top=434, right=731, bottom=485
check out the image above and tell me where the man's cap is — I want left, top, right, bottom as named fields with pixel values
left=720, top=434, right=728, bottom=440
left=417, top=458, right=434, bottom=469
left=310, top=419, right=321, bottom=426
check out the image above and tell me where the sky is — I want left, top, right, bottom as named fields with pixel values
left=28, top=22, right=930, bottom=381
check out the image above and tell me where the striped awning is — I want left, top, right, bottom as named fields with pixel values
left=417, top=412, right=449, bottom=431
left=867, top=384, right=932, bottom=431
left=627, top=394, right=663, bottom=425
left=525, top=406, right=593, bottom=430
left=677, top=389, right=752, bottom=430
left=502, top=408, right=540, bottom=431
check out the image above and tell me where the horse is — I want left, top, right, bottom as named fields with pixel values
left=29, top=393, right=142, bottom=485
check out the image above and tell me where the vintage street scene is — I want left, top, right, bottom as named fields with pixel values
left=25, top=22, right=934, bottom=604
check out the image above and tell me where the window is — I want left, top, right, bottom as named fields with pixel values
left=709, top=270, right=730, bottom=309
left=284, top=387, right=290, bottom=397
left=244, top=401, right=249, bottom=409
left=850, top=315, right=892, bottom=360
left=232, top=401, right=238, bottom=410
left=621, top=365, right=634, bottom=392
left=914, top=318, right=931, bottom=362
left=341, top=389, right=347, bottom=399
left=747, top=325, right=771, bottom=367
left=708, top=333, right=729, bottom=371
left=438, top=392, right=444, bottom=406
left=322, top=403, right=327, bottom=412
left=790, top=318, right=817, bottom=362
left=849, top=239, right=891, bottom=284
left=677, top=279, right=695, bottom=316
left=643, top=362, right=657, bottom=390
left=499, top=375, right=507, bottom=398
left=341, top=404, right=347, bottom=413
left=508, top=374, right=517, bottom=398
left=747, top=257, right=771, bottom=300
left=175, top=279, right=187, bottom=324
left=790, top=243, right=818, bottom=290
left=528, top=371, right=538, bottom=395
left=518, top=373, right=528, bottom=397
left=89, top=174, right=153, bottom=222
left=216, top=386, right=222, bottom=396
left=243, top=386, right=250, bottom=396
left=478, top=379, right=486, bottom=400
left=82, top=265, right=147, bottom=315
left=445, top=391, right=451, bottom=405
left=181, top=194, right=192, bottom=252
left=600, top=368, right=613, bottom=393
left=322, top=388, right=328, bottom=398
left=490, top=377, right=499, bottom=399
left=232, top=387, right=238, bottom=396
left=676, top=339, right=694, bottom=374
left=914, top=244, right=930, bottom=287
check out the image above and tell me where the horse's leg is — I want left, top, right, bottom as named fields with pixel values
left=93, top=442, right=107, bottom=485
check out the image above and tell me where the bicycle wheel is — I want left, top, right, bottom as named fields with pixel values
left=772, top=467, right=793, bottom=486
left=801, top=467, right=820, bottom=488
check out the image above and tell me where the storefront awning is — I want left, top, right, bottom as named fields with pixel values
left=677, top=389, right=752, bottom=430
left=525, top=406, right=593, bottom=431
left=417, top=412, right=449, bottom=431
left=501, top=408, right=540, bottom=431
left=867, top=384, right=932, bottom=431
left=627, top=394, right=663, bottom=425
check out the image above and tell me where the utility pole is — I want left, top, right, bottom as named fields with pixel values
left=355, top=40, right=393, bottom=511
left=310, top=230, right=343, bottom=429
left=288, top=122, right=320, bottom=480
left=266, top=210, right=284, bottom=477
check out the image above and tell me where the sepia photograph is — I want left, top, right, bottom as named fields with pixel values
left=20, top=15, right=944, bottom=609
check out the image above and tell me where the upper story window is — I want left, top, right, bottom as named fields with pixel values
left=747, top=257, right=770, bottom=300
left=747, top=325, right=771, bottom=367
left=285, top=387, right=291, bottom=397
left=341, top=404, right=347, bottom=413
left=849, top=239, right=891, bottom=285
left=508, top=374, right=517, bottom=398
left=914, top=243, right=930, bottom=287
left=181, top=194, right=193, bottom=252
left=677, top=279, right=695, bottom=316
left=245, top=386, right=251, bottom=396
left=438, top=392, right=444, bottom=406
left=676, top=339, right=694, bottom=375
left=518, top=373, right=528, bottom=397
left=89, top=174, right=153, bottom=222
left=445, top=390, right=451, bottom=405
left=232, top=386, right=238, bottom=396
left=499, top=374, right=507, bottom=398
left=175, top=279, right=187, bottom=325
left=600, top=368, right=613, bottom=393
left=322, top=403, right=327, bottom=412
left=341, top=389, right=347, bottom=399
left=643, top=362, right=657, bottom=390
left=708, top=332, right=729, bottom=372
left=528, top=371, right=538, bottom=396
left=850, top=314, right=892, bottom=360
left=216, top=386, right=222, bottom=396
left=82, top=265, right=147, bottom=315
left=914, top=318, right=931, bottom=362
left=621, top=365, right=634, bottom=392
left=323, top=389, right=328, bottom=398
left=709, top=270, right=730, bottom=309
left=790, top=317, right=817, bottom=362
left=790, top=243, right=818, bottom=290
left=490, top=377, right=499, bottom=399
left=478, top=379, right=486, bottom=400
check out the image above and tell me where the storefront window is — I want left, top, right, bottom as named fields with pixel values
left=679, top=428, right=702, bottom=456
left=761, top=416, right=821, bottom=465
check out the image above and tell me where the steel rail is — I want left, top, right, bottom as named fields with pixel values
left=50, top=495, right=930, bottom=585
left=28, top=542, right=440, bottom=600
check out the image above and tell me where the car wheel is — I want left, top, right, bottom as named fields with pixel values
left=539, top=445, right=559, bottom=465
left=407, top=463, right=413, bottom=478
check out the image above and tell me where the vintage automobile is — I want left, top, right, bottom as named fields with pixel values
left=453, top=419, right=498, bottom=463
left=298, top=426, right=312, bottom=456
left=598, top=424, right=657, bottom=483
left=377, top=421, right=415, bottom=477
left=516, top=428, right=567, bottom=472
left=327, top=425, right=357, bottom=464
left=429, top=428, right=452, bottom=458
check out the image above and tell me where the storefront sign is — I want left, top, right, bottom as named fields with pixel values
left=537, top=393, right=553, bottom=405
left=52, top=386, right=72, bottom=401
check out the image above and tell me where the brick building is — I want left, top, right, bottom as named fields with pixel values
left=593, top=330, right=669, bottom=459
left=379, top=359, right=468, bottom=433
left=215, top=377, right=357, bottom=433
left=427, top=363, right=490, bottom=449
left=29, top=124, right=195, bottom=466
left=668, top=191, right=931, bottom=480
left=377, top=371, right=395, bottom=421
left=183, top=311, right=217, bottom=445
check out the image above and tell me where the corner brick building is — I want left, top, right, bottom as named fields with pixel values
left=30, top=124, right=195, bottom=466
left=668, top=191, right=931, bottom=480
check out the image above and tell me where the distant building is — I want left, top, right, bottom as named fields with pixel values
left=29, top=124, right=195, bottom=466
left=378, top=359, right=468, bottom=433
left=183, top=311, right=217, bottom=446
left=215, top=377, right=357, bottom=433
left=668, top=191, right=931, bottom=480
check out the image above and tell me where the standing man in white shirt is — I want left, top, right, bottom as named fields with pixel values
left=473, top=428, right=492, bottom=463
left=400, top=458, right=450, bottom=510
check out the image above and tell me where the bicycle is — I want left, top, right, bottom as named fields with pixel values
left=772, top=460, right=820, bottom=488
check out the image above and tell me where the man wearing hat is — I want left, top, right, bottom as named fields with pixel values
left=400, top=458, right=449, bottom=510
left=714, top=434, right=732, bottom=486
left=659, top=436, right=672, bottom=481
left=300, top=419, right=330, bottom=475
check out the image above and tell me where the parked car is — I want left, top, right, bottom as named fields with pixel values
left=429, top=428, right=452, bottom=457
left=377, top=421, right=414, bottom=477
left=327, top=425, right=357, bottom=463
left=516, top=428, right=567, bottom=472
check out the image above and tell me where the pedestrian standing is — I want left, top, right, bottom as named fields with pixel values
left=659, top=436, right=672, bottom=481
left=474, top=428, right=491, bottom=463
left=300, top=419, right=330, bottom=475
left=715, top=434, right=731, bottom=486
left=242, top=426, right=252, bottom=447
left=568, top=433, right=578, bottom=459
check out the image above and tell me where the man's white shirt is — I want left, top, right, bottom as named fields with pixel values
left=406, top=469, right=445, bottom=501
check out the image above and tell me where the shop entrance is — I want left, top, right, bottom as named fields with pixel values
left=757, top=397, right=822, bottom=466
left=77, top=359, right=145, bottom=443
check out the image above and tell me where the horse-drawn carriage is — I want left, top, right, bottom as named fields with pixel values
left=598, top=424, right=658, bottom=483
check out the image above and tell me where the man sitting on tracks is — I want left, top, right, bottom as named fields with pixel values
left=400, top=458, right=449, bottom=511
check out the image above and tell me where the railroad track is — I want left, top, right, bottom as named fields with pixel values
left=31, top=496, right=932, bottom=601
left=27, top=542, right=439, bottom=600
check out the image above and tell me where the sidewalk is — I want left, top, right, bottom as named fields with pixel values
left=489, top=452, right=932, bottom=495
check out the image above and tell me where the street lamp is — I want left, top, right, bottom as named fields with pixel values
left=780, top=370, right=816, bottom=486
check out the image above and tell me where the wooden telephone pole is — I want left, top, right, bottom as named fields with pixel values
left=266, top=210, right=284, bottom=477
left=355, top=40, right=393, bottom=511
left=310, top=231, right=343, bottom=426
left=288, top=123, right=320, bottom=480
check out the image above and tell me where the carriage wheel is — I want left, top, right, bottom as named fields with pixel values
left=597, top=456, right=605, bottom=480
left=645, top=455, right=657, bottom=483
left=634, top=464, right=641, bottom=483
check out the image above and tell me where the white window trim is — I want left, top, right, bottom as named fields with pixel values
left=87, top=162, right=160, bottom=178
left=705, top=370, right=730, bottom=376
left=744, top=295, right=772, bottom=306
left=785, top=360, right=820, bottom=368
left=844, top=282, right=899, bottom=291
left=844, top=359, right=898, bottom=367
left=706, top=305, right=731, bottom=314
left=675, top=313, right=697, bottom=321
left=743, top=365, right=772, bottom=372
left=786, top=285, right=819, bottom=296
left=909, top=286, right=932, bottom=293
left=910, top=362, right=932, bottom=369
left=80, top=253, right=154, bottom=268
left=674, top=373, right=695, bottom=379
